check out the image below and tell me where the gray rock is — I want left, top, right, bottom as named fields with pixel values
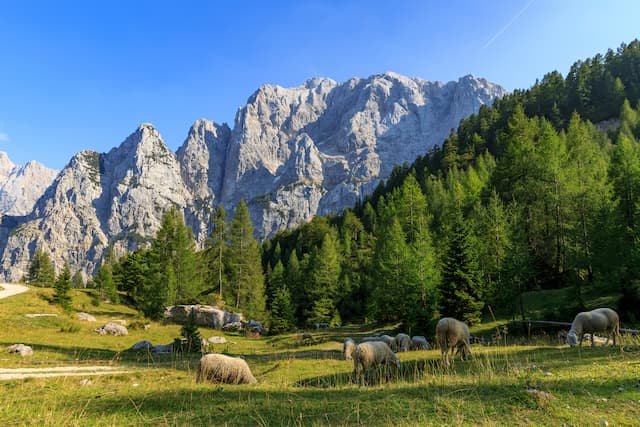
left=151, top=343, right=173, bottom=354
left=130, top=340, right=153, bottom=350
left=76, top=312, right=97, bottom=322
left=207, top=336, right=227, bottom=344
left=164, top=305, right=244, bottom=329
left=7, top=343, right=33, bottom=356
left=222, top=321, right=243, bottom=332
left=94, top=322, right=128, bottom=336
left=243, top=319, right=265, bottom=334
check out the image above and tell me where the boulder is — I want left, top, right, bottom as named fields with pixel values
left=243, top=319, right=265, bottom=334
left=130, top=340, right=153, bottom=350
left=95, top=322, right=128, bottom=336
left=7, top=343, right=33, bottom=356
left=151, top=343, right=173, bottom=354
left=76, top=312, right=97, bottom=322
left=208, top=336, right=227, bottom=344
left=222, top=321, right=243, bottom=332
left=164, top=305, right=244, bottom=329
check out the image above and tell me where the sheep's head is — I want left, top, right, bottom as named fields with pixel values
left=392, top=355, right=401, bottom=370
left=566, top=331, right=578, bottom=347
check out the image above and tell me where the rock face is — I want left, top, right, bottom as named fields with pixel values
left=0, top=73, right=505, bottom=280
left=0, top=152, right=57, bottom=216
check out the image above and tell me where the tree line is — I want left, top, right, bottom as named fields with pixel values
left=26, top=40, right=640, bottom=331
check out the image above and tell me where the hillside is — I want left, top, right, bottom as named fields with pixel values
left=1, top=287, right=639, bottom=425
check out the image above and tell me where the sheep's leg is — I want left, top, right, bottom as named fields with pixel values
left=591, top=334, right=595, bottom=347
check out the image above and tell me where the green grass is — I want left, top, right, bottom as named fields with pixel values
left=1, top=286, right=640, bottom=426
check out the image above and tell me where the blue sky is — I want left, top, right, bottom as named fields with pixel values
left=0, top=0, right=639, bottom=170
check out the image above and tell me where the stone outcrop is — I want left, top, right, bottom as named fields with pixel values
left=0, top=73, right=505, bottom=280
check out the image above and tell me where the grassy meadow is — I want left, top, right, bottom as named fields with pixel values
left=1, top=287, right=639, bottom=426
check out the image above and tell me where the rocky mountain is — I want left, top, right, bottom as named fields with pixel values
left=0, top=152, right=58, bottom=216
left=0, top=72, right=505, bottom=281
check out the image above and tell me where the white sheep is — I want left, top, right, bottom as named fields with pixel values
left=410, top=335, right=431, bottom=350
left=343, top=337, right=356, bottom=360
left=361, top=335, right=398, bottom=352
left=352, top=341, right=400, bottom=386
left=566, top=308, right=621, bottom=347
left=196, top=353, right=257, bottom=384
left=395, top=333, right=411, bottom=352
left=435, top=317, right=471, bottom=367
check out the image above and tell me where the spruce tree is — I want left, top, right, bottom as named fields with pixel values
left=54, top=262, right=73, bottom=310
left=269, top=285, right=295, bottom=334
left=438, top=208, right=484, bottom=325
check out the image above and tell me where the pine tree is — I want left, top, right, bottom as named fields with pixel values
left=438, top=208, right=484, bottom=325
left=54, top=262, right=73, bottom=310
left=27, top=249, right=56, bottom=287
left=227, top=200, right=266, bottom=320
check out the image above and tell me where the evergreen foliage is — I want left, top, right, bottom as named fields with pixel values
left=108, top=40, right=640, bottom=332
left=27, top=249, right=55, bottom=287
left=178, top=309, right=202, bottom=353
left=227, top=200, right=266, bottom=320
left=53, top=262, right=73, bottom=309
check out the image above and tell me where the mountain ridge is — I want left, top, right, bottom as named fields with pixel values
left=0, top=72, right=506, bottom=280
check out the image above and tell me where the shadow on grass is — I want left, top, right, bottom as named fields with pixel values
left=60, top=373, right=640, bottom=426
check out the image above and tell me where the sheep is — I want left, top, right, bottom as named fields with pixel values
left=343, top=337, right=356, bottom=360
left=361, top=335, right=398, bottom=352
left=352, top=341, right=400, bottom=386
left=196, top=353, right=257, bottom=384
left=566, top=308, right=621, bottom=347
left=410, top=335, right=431, bottom=351
left=435, top=317, right=471, bottom=367
left=395, top=333, right=411, bottom=352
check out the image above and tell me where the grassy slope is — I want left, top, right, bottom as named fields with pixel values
left=1, top=287, right=639, bottom=426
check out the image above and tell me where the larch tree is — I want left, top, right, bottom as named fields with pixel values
left=227, top=200, right=266, bottom=321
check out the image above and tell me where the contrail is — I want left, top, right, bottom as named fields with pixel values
left=483, top=0, right=536, bottom=49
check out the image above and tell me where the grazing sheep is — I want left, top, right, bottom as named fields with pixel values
left=361, top=335, right=398, bottom=352
left=566, top=308, right=621, bottom=347
left=353, top=341, right=401, bottom=386
left=435, top=317, right=471, bottom=367
left=410, top=335, right=431, bottom=351
left=343, top=337, right=356, bottom=360
left=395, top=333, right=411, bottom=352
left=196, top=353, right=257, bottom=384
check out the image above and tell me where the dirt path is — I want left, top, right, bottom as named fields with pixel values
left=0, top=366, right=135, bottom=380
left=0, top=283, right=29, bottom=299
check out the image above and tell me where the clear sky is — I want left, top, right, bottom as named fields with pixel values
left=1, top=0, right=639, bottom=170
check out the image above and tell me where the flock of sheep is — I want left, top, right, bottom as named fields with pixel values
left=195, top=307, right=623, bottom=386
